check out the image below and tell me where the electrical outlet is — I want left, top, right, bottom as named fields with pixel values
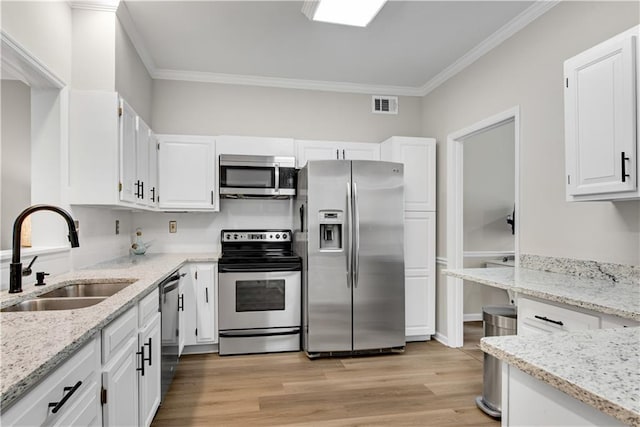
left=169, top=221, right=177, bottom=233
left=115, top=220, right=120, bottom=235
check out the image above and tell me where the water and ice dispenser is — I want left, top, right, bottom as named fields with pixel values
left=319, top=210, right=343, bottom=250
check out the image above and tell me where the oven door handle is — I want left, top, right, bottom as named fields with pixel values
left=218, top=265, right=301, bottom=273
left=219, top=328, right=300, bottom=338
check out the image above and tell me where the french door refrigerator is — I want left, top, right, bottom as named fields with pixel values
left=295, top=160, right=405, bottom=357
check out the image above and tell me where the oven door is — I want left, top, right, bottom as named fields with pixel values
left=218, top=270, right=301, bottom=330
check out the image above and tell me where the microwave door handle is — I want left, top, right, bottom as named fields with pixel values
left=274, top=165, right=280, bottom=192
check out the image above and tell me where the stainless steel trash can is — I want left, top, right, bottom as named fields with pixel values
left=476, top=306, right=517, bottom=418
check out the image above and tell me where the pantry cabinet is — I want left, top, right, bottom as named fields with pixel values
left=157, top=135, right=218, bottom=211
left=564, top=25, right=639, bottom=201
left=69, top=91, right=157, bottom=209
left=296, top=140, right=380, bottom=167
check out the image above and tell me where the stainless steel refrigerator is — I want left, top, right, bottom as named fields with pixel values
left=294, top=160, right=405, bottom=357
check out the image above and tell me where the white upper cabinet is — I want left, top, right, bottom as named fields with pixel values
left=69, top=90, right=158, bottom=210
left=296, top=140, right=380, bottom=167
left=564, top=25, right=639, bottom=201
left=215, top=135, right=296, bottom=157
left=381, top=136, right=436, bottom=211
left=148, top=132, right=159, bottom=208
left=157, top=135, right=218, bottom=211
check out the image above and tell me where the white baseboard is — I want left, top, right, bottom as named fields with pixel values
left=464, top=313, right=483, bottom=322
left=434, top=332, right=449, bottom=347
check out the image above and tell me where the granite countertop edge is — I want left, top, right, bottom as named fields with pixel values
left=0, top=253, right=219, bottom=410
left=443, top=268, right=640, bottom=321
left=480, top=333, right=640, bottom=426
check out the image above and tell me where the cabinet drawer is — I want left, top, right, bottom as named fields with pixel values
left=2, top=336, right=100, bottom=427
left=600, top=313, right=640, bottom=329
left=102, top=306, right=137, bottom=363
left=138, top=288, right=159, bottom=328
left=518, top=297, right=599, bottom=336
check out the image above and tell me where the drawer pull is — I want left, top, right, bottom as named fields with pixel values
left=534, top=315, right=564, bottom=326
left=48, top=381, right=82, bottom=414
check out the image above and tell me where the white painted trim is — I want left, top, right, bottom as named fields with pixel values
left=436, top=256, right=448, bottom=266
left=0, top=31, right=66, bottom=89
left=70, top=0, right=119, bottom=12
left=464, top=313, right=483, bottom=322
left=113, top=1, right=557, bottom=96
left=446, top=106, right=521, bottom=349
left=433, top=332, right=449, bottom=347
left=153, top=69, right=420, bottom=96
left=419, top=1, right=559, bottom=96
left=463, top=251, right=515, bottom=259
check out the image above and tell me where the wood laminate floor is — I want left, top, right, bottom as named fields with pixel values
left=152, top=324, right=496, bottom=426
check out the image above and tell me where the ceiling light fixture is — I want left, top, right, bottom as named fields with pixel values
left=302, top=0, right=388, bottom=28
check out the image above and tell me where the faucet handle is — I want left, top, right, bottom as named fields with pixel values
left=35, top=272, right=50, bottom=286
left=22, top=256, right=38, bottom=276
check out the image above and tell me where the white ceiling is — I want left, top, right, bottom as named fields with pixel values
left=120, top=1, right=552, bottom=96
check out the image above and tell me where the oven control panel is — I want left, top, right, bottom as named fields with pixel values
left=221, top=230, right=291, bottom=242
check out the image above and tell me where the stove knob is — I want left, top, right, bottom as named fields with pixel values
left=275, top=234, right=280, bottom=239
left=233, top=234, right=238, bottom=240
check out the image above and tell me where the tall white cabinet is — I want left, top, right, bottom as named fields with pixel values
left=381, top=137, right=437, bottom=340
left=564, top=25, right=639, bottom=201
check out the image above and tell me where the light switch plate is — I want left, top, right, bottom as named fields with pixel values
left=169, top=221, right=177, bottom=233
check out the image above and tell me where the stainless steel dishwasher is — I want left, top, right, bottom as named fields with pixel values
left=159, top=270, right=184, bottom=403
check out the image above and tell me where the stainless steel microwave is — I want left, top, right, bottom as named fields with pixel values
left=219, top=154, right=297, bottom=199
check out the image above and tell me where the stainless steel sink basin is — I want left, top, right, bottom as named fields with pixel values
left=1, top=297, right=107, bottom=312
left=37, top=279, right=136, bottom=298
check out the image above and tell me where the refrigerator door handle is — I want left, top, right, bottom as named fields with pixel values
left=353, top=181, right=360, bottom=288
left=346, top=181, right=353, bottom=288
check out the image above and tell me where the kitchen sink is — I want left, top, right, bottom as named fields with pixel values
left=37, top=279, right=137, bottom=298
left=1, top=297, right=107, bottom=312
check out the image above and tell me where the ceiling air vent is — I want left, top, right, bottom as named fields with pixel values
left=372, top=96, right=398, bottom=114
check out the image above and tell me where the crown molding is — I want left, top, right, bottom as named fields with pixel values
left=1, top=30, right=66, bottom=89
left=418, top=0, right=560, bottom=96
left=117, top=0, right=558, bottom=97
left=153, top=68, right=422, bottom=96
left=70, top=0, right=119, bottom=12
left=116, top=2, right=158, bottom=76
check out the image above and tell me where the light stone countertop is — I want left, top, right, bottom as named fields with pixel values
left=481, top=327, right=640, bottom=426
left=0, top=253, right=219, bottom=410
left=443, top=267, right=640, bottom=321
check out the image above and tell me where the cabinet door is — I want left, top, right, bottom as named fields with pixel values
left=194, top=263, right=218, bottom=344
left=139, top=314, right=161, bottom=427
left=404, top=211, right=436, bottom=338
left=565, top=31, right=637, bottom=198
left=181, top=266, right=198, bottom=347
left=51, top=383, right=101, bottom=427
left=381, top=137, right=436, bottom=211
left=342, top=142, right=380, bottom=161
left=297, top=140, right=341, bottom=167
left=148, top=132, right=159, bottom=207
left=136, top=118, right=151, bottom=206
left=119, top=99, right=137, bottom=204
left=102, top=335, right=139, bottom=427
left=158, top=135, right=217, bottom=210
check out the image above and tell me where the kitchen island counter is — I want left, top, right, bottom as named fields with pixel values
left=0, top=253, right=218, bottom=410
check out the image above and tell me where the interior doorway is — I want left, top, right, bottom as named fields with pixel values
left=445, top=107, right=520, bottom=348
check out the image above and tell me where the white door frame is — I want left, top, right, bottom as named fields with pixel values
left=445, top=106, right=520, bottom=348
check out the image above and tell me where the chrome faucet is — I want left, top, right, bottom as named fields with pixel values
left=9, top=205, right=80, bottom=293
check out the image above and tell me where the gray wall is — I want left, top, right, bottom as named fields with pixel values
left=423, top=1, right=640, bottom=266
left=152, top=80, right=422, bottom=142
left=115, top=17, right=153, bottom=124
left=1, top=80, right=31, bottom=250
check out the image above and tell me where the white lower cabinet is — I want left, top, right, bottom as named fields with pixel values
left=102, top=290, right=162, bottom=427
left=502, top=364, right=625, bottom=426
left=404, top=211, right=436, bottom=340
left=517, top=296, right=600, bottom=336
left=181, top=262, right=218, bottom=349
left=1, top=336, right=101, bottom=427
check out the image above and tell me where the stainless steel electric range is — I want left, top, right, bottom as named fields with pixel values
left=218, top=229, right=302, bottom=356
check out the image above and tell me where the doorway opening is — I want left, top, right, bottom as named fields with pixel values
left=445, top=107, right=520, bottom=348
